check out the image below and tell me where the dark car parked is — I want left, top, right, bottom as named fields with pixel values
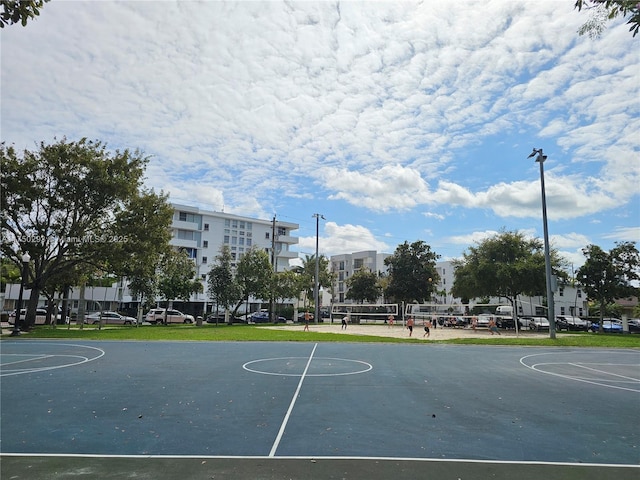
left=555, top=315, right=590, bottom=331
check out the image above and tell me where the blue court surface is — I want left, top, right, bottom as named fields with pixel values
left=1, top=340, right=639, bottom=479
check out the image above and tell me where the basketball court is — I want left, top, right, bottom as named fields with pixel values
left=1, top=339, right=638, bottom=479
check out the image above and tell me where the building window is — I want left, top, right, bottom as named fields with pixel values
left=559, top=287, right=564, bottom=297
left=223, top=235, right=229, bottom=244
left=354, top=258, right=364, bottom=269
left=560, top=306, right=566, bottom=315
left=265, top=232, right=270, bottom=239
left=203, top=240, right=208, bottom=248
left=232, top=220, right=238, bottom=228
left=202, top=257, right=207, bottom=264
left=577, top=289, right=582, bottom=298
left=239, top=221, right=245, bottom=229
left=179, top=212, right=187, bottom=221
left=246, top=222, right=252, bottom=231
left=204, top=223, right=209, bottom=231
left=246, top=239, right=252, bottom=247
left=239, top=237, right=244, bottom=246
left=277, top=227, right=287, bottom=236
left=201, top=274, right=206, bottom=280
left=225, top=219, right=230, bottom=227
left=232, top=237, right=237, bottom=245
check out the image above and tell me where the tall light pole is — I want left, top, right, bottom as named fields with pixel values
left=312, top=213, right=325, bottom=324
left=10, top=252, right=31, bottom=337
left=528, top=148, right=556, bottom=339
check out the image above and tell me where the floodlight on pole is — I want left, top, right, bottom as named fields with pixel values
left=528, top=148, right=556, bottom=339
left=312, top=213, right=325, bottom=324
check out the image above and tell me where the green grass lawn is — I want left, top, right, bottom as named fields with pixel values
left=3, top=323, right=640, bottom=348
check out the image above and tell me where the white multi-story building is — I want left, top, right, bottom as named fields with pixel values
left=168, top=203, right=299, bottom=313
left=330, top=250, right=391, bottom=303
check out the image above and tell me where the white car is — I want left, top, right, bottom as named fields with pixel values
left=85, top=311, right=136, bottom=325
left=525, top=316, right=549, bottom=332
left=9, top=308, right=61, bottom=325
left=145, top=308, right=195, bottom=324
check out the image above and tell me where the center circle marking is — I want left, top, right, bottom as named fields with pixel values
left=243, top=357, right=373, bottom=377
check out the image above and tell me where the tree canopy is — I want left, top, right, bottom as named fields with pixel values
left=576, top=242, right=639, bottom=331
left=575, top=0, right=640, bottom=38
left=346, top=269, right=382, bottom=304
left=451, top=231, right=567, bottom=328
left=207, top=245, right=242, bottom=322
left=1, top=0, right=49, bottom=28
left=383, top=240, right=440, bottom=305
left=1, top=138, right=172, bottom=327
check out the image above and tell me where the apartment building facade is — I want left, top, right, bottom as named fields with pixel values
left=168, top=203, right=299, bottom=312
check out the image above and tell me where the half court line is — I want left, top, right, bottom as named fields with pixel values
left=269, top=342, right=318, bottom=457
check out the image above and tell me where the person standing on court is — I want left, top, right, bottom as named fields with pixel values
left=303, top=310, right=310, bottom=331
left=388, top=314, right=395, bottom=328
left=423, top=318, right=431, bottom=338
left=341, top=314, right=349, bottom=330
left=407, top=316, right=414, bottom=336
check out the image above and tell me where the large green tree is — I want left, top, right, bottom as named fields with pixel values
left=576, top=242, right=639, bottom=332
left=346, top=269, right=382, bottom=304
left=156, top=249, right=202, bottom=324
left=234, top=247, right=273, bottom=316
left=207, top=245, right=242, bottom=324
left=384, top=241, right=440, bottom=306
left=1, top=138, right=172, bottom=328
left=451, top=230, right=567, bottom=336
left=575, top=0, right=640, bottom=38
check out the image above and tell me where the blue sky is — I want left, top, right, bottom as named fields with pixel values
left=2, top=1, right=638, bottom=272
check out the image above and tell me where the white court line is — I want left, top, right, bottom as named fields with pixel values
left=0, top=343, right=105, bottom=377
left=1, top=452, right=638, bottom=469
left=569, top=362, right=640, bottom=382
left=520, top=352, right=640, bottom=393
left=269, top=342, right=318, bottom=457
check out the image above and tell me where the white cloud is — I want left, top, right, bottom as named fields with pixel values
left=1, top=0, right=636, bottom=262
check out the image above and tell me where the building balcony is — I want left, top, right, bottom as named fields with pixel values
left=276, top=250, right=298, bottom=260
left=171, top=238, right=197, bottom=249
left=172, top=220, right=200, bottom=231
left=276, top=235, right=298, bottom=245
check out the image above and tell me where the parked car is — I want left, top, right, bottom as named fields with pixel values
left=206, top=312, right=244, bottom=323
left=628, top=319, right=640, bottom=333
left=85, top=311, right=136, bottom=325
left=8, top=308, right=61, bottom=325
left=443, top=316, right=468, bottom=328
left=555, top=315, right=590, bottom=331
left=590, top=319, right=623, bottom=333
left=496, top=316, right=516, bottom=329
left=250, top=311, right=286, bottom=323
left=297, top=312, right=315, bottom=322
left=476, top=314, right=493, bottom=327
left=523, top=316, right=549, bottom=332
left=145, top=308, right=195, bottom=324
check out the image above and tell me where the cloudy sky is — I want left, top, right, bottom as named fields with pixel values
left=2, top=1, right=638, bottom=272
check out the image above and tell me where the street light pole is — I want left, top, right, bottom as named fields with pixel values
left=10, top=252, right=31, bottom=337
left=528, top=148, right=556, bottom=339
left=312, top=213, right=325, bottom=324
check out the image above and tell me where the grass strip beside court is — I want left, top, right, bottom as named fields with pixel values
left=3, top=323, right=640, bottom=348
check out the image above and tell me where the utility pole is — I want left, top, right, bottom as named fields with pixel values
left=312, top=213, right=325, bottom=324
left=271, top=215, right=276, bottom=323
left=528, top=148, right=556, bottom=339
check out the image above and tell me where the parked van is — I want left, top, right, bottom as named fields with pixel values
left=495, top=305, right=513, bottom=315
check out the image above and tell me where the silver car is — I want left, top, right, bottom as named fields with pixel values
left=85, top=311, right=136, bottom=325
